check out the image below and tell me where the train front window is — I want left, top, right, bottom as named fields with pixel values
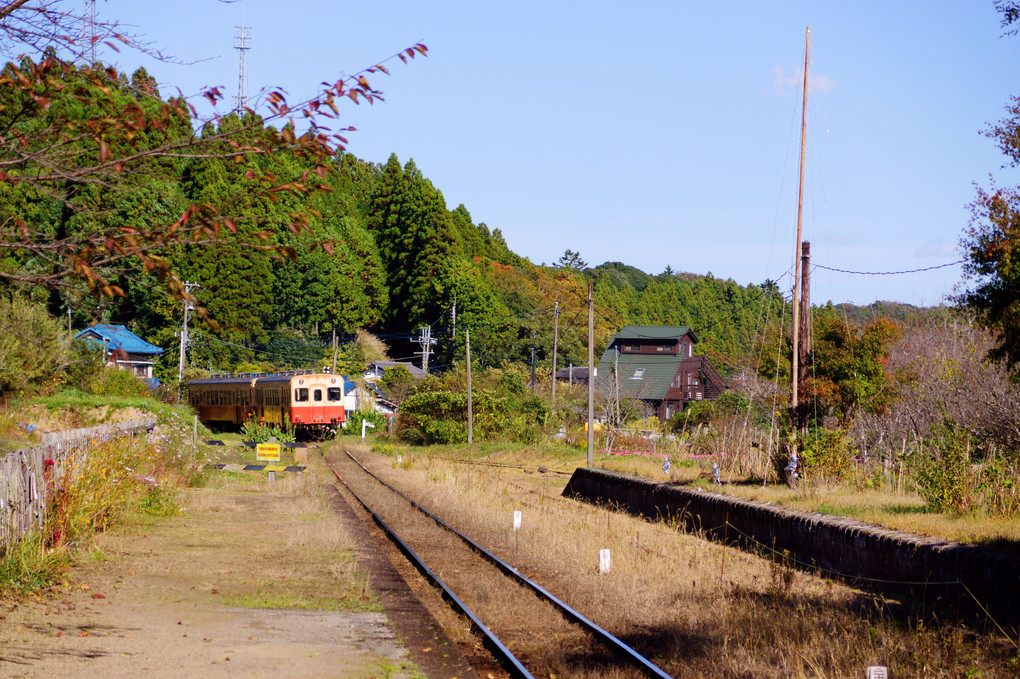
left=313, top=389, right=323, bottom=402
left=327, top=387, right=342, bottom=401
left=295, top=388, right=309, bottom=402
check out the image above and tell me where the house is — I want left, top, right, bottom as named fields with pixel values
left=365, top=382, right=398, bottom=420
left=341, top=375, right=381, bottom=415
left=363, top=360, right=427, bottom=382
left=553, top=365, right=594, bottom=385
left=595, top=325, right=727, bottom=422
left=74, top=324, right=163, bottom=383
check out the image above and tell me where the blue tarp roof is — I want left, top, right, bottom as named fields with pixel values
left=75, top=324, right=163, bottom=355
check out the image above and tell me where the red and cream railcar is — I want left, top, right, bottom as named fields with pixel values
left=188, top=371, right=345, bottom=436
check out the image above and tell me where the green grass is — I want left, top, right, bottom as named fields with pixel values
left=223, top=586, right=381, bottom=612
left=0, top=532, right=71, bottom=594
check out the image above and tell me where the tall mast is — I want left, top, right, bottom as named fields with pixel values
left=791, top=26, right=810, bottom=430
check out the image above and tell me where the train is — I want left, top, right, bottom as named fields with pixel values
left=187, top=370, right=345, bottom=437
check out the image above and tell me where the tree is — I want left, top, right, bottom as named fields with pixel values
left=0, top=292, right=67, bottom=395
left=0, top=2, right=426, bottom=319
left=367, top=155, right=460, bottom=329
left=806, top=316, right=902, bottom=428
left=957, top=4, right=1020, bottom=374
left=556, top=249, right=587, bottom=271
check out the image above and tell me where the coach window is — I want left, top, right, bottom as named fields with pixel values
left=327, top=387, right=342, bottom=401
left=313, top=389, right=323, bottom=402
left=295, top=388, right=309, bottom=402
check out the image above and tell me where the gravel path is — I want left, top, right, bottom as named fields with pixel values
left=0, top=463, right=470, bottom=678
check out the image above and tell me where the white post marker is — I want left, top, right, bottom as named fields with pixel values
left=396, top=454, right=403, bottom=466
left=866, top=668, right=888, bottom=679
left=361, top=419, right=376, bottom=440
left=598, top=548, right=611, bottom=574
left=513, top=510, right=522, bottom=531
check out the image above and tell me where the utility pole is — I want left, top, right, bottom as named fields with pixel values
left=550, top=301, right=559, bottom=415
left=587, top=281, right=594, bottom=467
left=451, top=294, right=457, bottom=353
left=331, top=327, right=338, bottom=374
left=415, top=325, right=436, bottom=373
left=466, top=328, right=473, bottom=445
left=530, top=329, right=536, bottom=392
left=791, top=26, right=810, bottom=443
left=798, top=241, right=811, bottom=436
left=177, top=281, right=200, bottom=387
left=614, top=346, right=620, bottom=427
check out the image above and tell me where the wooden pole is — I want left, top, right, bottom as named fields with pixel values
left=587, top=282, right=595, bottom=467
left=550, top=301, right=559, bottom=415
left=466, top=327, right=473, bottom=445
left=791, top=26, right=810, bottom=435
left=798, top=241, right=811, bottom=435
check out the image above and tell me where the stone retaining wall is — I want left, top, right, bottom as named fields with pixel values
left=563, top=467, right=1020, bottom=625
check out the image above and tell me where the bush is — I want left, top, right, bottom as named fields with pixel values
left=344, top=409, right=387, bottom=436
left=0, top=295, right=67, bottom=397
left=912, top=420, right=975, bottom=513
left=240, top=417, right=295, bottom=443
left=799, top=429, right=858, bottom=483
left=977, top=453, right=1020, bottom=516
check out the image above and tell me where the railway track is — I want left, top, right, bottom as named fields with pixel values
left=327, top=449, right=674, bottom=679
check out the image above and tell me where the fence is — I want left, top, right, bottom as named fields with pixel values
left=1, top=418, right=156, bottom=552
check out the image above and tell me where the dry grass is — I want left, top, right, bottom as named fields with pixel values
left=420, top=440, right=1020, bottom=547
left=704, top=481, right=1020, bottom=546
left=350, top=441, right=1020, bottom=678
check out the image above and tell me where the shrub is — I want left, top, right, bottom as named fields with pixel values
left=977, top=452, right=1020, bottom=517
left=799, top=429, right=858, bottom=483
left=344, top=409, right=387, bottom=436
left=912, top=420, right=974, bottom=513
left=240, top=417, right=295, bottom=443
left=0, top=295, right=67, bottom=397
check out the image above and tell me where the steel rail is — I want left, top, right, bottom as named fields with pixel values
left=327, top=461, right=535, bottom=679
left=342, top=449, right=674, bottom=679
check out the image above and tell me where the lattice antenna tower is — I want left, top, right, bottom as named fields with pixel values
left=233, top=25, right=251, bottom=111
left=82, top=0, right=96, bottom=65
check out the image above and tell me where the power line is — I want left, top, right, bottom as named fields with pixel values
left=813, top=260, right=964, bottom=276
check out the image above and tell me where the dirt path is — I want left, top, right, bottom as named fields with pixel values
left=0, top=458, right=470, bottom=678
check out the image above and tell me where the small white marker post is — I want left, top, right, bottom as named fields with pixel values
left=866, top=667, right=888, bottom=679
left=512, top=510, right=522, bottom=531
left=598, top=548, right=611, bottom=574
left=361, top=420, right=376, bottom=440
left=396, top=454, right=403, bottom=467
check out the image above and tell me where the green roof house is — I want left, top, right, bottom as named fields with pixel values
left=595, top=325, right=727, bottom=422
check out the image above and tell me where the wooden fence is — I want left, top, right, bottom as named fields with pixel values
left=1, top=418, right=156, bottom=552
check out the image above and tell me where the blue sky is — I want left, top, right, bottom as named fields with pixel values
left=93, top=1, right=1019, bottom=306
